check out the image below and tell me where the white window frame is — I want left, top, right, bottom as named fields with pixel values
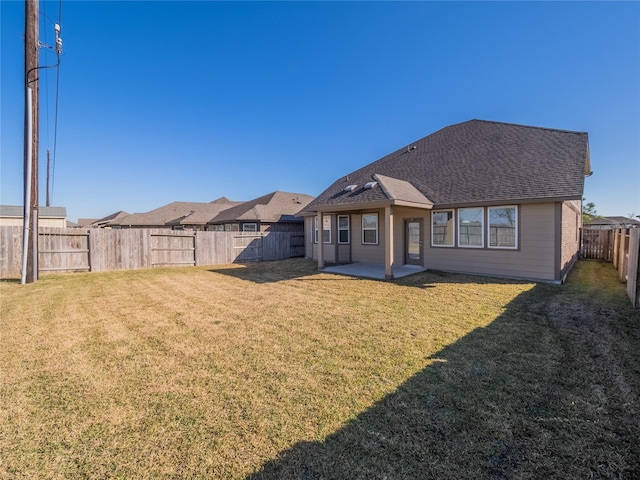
left=488, top=206, right=518, bottom=249
left=338, top=215, right=350, bottom=244
left=315, top=215, right=331, bottom=244
left=362, top=213, right=379, bottom=245
left=431, top=209, right=455, bottom=247
left=458, top=207, right=484, bottom=248
left=242, top=223, right=258, bottom=232
left=314, top=216, right=318, bottom=243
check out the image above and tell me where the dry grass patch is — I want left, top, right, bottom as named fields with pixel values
left=1, top=259, right=638, bottom=479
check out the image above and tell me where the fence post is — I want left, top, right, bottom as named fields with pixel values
left=618, top=229, right=627, bottom=282
left=627, top=229, right=640, bottom=308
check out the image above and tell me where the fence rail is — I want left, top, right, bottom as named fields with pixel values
left=581, top=227, right=640, bottom=308
left=0, top=227, right=304, bottom=279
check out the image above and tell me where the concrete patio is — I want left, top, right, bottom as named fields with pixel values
left=322, top=262, right=426, bottom=280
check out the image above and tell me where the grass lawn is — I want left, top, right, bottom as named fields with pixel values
left=1, top=259, right=639, bottom=479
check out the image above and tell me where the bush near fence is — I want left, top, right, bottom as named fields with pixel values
left=0, top=227, right=305, bottom=278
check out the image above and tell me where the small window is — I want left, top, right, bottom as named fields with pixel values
left=315, top=215, right=331, bottom=243
left=209, top=224, right=224, bottom=231
left=432, top=210, right=455, bottom=247
left=224, top=223, right=240, bottom=232
left=242, top=223, right=258, bottom=232
left=458, top=208, right=484, bottom=247
left=338, top=215, right=350, bottom=244
left=362, top=213, right=378, bottom=244
left=488, top=206, right=517, bottom=249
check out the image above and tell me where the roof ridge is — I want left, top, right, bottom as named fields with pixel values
left=467, top=118, right=588, bottom=135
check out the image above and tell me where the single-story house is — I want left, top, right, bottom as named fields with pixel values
left=111, top=197, right=242, bottom=230
left=0, top=205, right=67, bottom=228
left=300, top=119, right=592, bottom=283
left=584, top=216, right=640, bottom=230
left=207, top=191, right=314, bottom=233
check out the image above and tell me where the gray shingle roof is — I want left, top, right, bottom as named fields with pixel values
left=115, top=201, right=240, bottom=227
left=304, top=120, right=590, bottom=212
left=0, top=205, right=67, bottom=218
left=210, top=191, right=314, bottom=224
left=587, top=216, right=640, bottom=227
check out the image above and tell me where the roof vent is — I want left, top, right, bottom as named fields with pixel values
left=364, top=181, right=378, bottom=189
left=344, top=184, right=358, bottom=192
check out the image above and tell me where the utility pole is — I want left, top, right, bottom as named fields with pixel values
left=24, top=0, right=39, bottom=283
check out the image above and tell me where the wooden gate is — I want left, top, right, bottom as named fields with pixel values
left=150, top=232, right=196, bottom=267
left=39, top=229, right=90, bottom=272
left=234, top=234, right=263, bottom=262
left=581, top=229, right=614, bottom=260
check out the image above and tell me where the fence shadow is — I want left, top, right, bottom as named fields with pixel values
left=247, top=272, right=640, bottom=479
left=210, top=258, right=320, bottom=284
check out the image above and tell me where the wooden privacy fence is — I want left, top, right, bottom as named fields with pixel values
left=0, top=227, right=304, bottom=278
left=581, top=229, right=614, bottom=261
left=581, top=227, right=640, bottom=308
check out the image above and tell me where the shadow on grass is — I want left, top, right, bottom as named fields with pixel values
left=247, top=262, right=640, bottom=479
left=210, top=259, right=369, bottom=285
left=211, top=258, right=505, bottom=288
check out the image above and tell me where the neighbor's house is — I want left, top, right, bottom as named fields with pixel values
left=111, top=198, right=241, bottom=230
left=0, top=205, right=67, bottom=228
left=584, top=216, right=640, bottom=230
left=207, top=191, right=314, bottom=233
left=82, top=211, right=130, bottom=228
left=300, top=120, right=592, bottom=283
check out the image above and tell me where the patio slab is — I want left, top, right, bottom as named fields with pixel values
left=322, top=263, right=425, bottom=280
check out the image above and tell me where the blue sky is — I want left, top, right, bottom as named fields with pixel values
left=1, top=1, right=639, bottom=222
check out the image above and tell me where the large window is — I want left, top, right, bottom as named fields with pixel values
left=488, top=206, right=517, bottom=248
left=362, top=213, right=378, bottom=244
left=458, top=207, right=484, bottom=247
left=338, top=215, right=350, bottom=244
left=431, top=210, right=455, bottom=247
left=315, top=215, right=331, bottom=243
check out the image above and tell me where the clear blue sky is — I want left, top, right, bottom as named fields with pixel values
left=2, top=1, right=639, bottom=222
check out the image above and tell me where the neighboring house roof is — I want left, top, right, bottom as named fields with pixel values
left=87, top=211, right=130, bottom=228
left=0, top=205, right=67, bottom=218
left=210, top=191, right=314, bottom=224
left=112, top=199, right=237, bottom=226
left=586, top=216, right=640, bottom=227
left=175, top=201, right=244, bottom=226
left=303, top=120, right=591, bottom=213
left=77, top=218, right=98, bottom=227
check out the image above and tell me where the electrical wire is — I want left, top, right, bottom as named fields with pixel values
left=33, top=0, right=63, bottom=203
left=50, top=0, right=62, bottom=203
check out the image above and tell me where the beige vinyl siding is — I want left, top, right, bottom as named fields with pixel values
left=423, top=203, right=557, bottom=281
left=304, top=217, right=314, bottom=259
left=337, top=244, right=351, bottom=263
left=1, top=217, right=67, bottom=228
left=351, top=210, right=385, bottom=264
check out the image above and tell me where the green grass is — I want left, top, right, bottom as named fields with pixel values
left=1, top=259, right=638, bottom=479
